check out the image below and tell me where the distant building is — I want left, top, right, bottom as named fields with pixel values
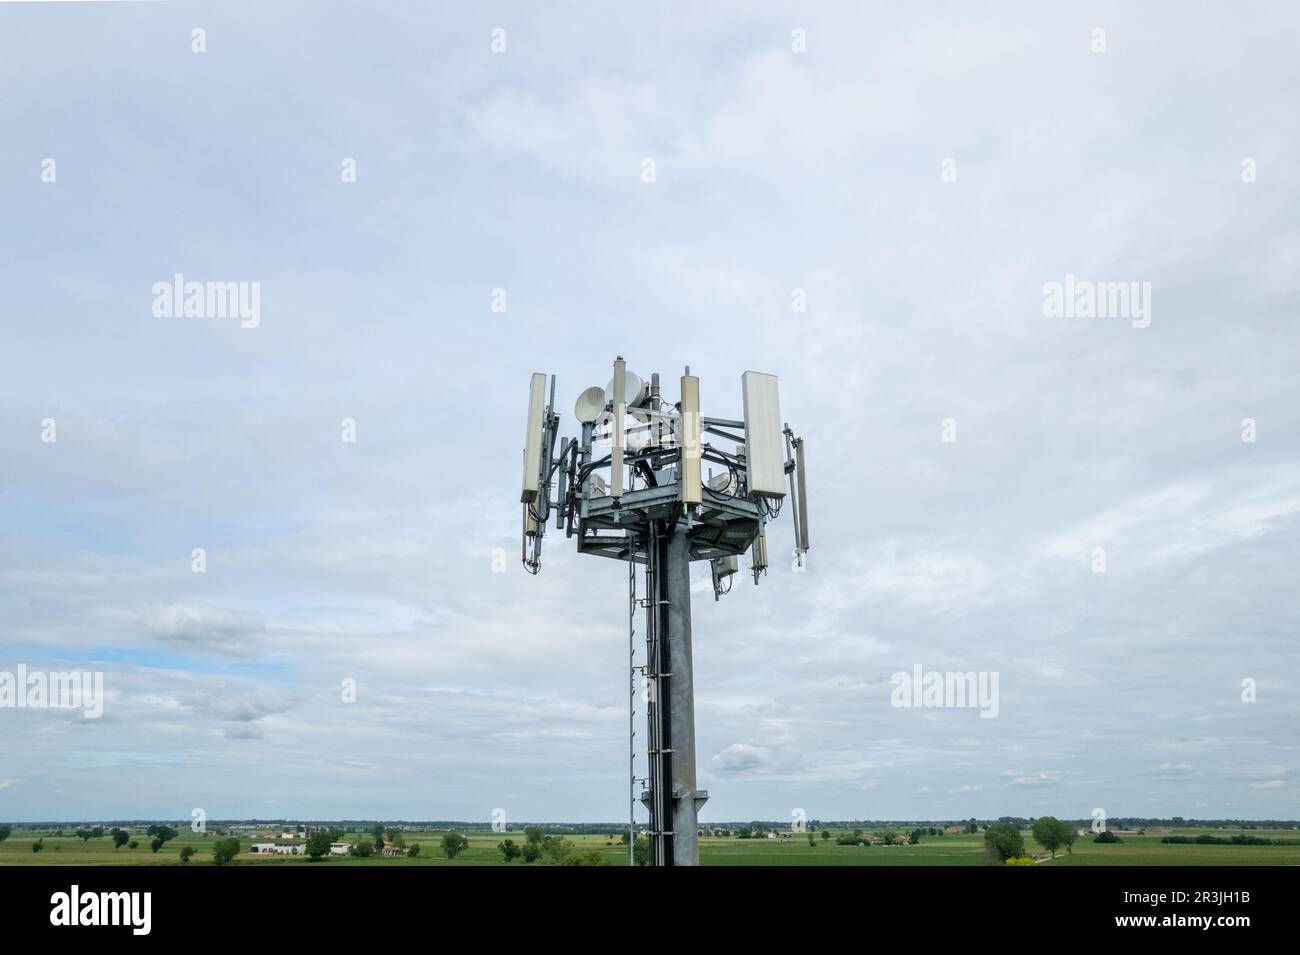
left=329, top=842, right=351, bottom=856
left=249, top=842, right=305, bottom=855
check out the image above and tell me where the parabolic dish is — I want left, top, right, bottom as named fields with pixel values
left=574, top=385, right=608, bottom=424
left=605, top=371, right=644, bottom=408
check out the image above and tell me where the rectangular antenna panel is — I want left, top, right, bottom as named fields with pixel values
left=741, top=371, right=786, bottom=499
left=521, top=372, right=547, bottom=503
left=680, top=374, right=701, bottom=505
left=610, top=359, right=625, bottom=498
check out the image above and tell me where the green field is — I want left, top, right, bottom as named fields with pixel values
left=3, top=827, right=1298, bottom=866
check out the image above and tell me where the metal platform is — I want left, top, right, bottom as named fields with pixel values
left=575, top=483, right=764, bottom=563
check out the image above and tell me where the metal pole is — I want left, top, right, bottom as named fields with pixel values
left=646, top=520, right=671, bottom=866
left=784, top=425, right=801, bottom=548
left=664, top=523, right=702, bottom=864
left=628, top=534, right=636, bottom=866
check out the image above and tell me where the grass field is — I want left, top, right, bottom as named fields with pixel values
left=3, top=827, right=1298, bottom=866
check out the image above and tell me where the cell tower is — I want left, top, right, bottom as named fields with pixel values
left=520, top=358, right=809, bottom=866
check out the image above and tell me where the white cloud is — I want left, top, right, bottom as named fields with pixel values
left=712, top=743, right=768, bottom=774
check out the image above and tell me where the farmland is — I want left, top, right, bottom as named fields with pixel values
left=2, top=826, right=1298, bottom=866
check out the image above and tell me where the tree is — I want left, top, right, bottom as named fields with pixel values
left=128, top=840, right=139, bottom=850
left=540, top=836, right=573, bottom=864
left=523, top=826, right=543, bottom=846
left=1031, top=817, right=1066, bottom=858
left=77, top=829, right=94, bottom=842
left=371, top=822, right=386, bottom=844
left=32, top=838, right=44, bottom=853
left=149, top=825, right=179, bottom=849
left=179, top=846, right=196, bottom=864
left=212, top=837, right=241, bottom=865
left=1063, top=826, right=1078, bottom=855
left=90, top=826, right=105, bottom=839
left=441, top=832, right=470, bottom=859
left=807, top=832, right=816, bottom=846
left=1094, top=830, right=1122, bottom=844
left=633, top=836, right=650, bottom=866
left=306, top=831, right=333, bottom=861
left=111, top=828, right=130, bottom=850
left=408, top=843, right=420, bottom=858
left=351, top=837, right=374, bottom=858
left=150, top=837, right=164, bottom=853
left=521, top=841, right=540, bottom=863
left=0, top=825, right=11, bottom=843
left=562, top=850, right=609, bottom=866
left=821, top=829, right=830, bottom=841
left=984, top=823, right=1025, bottom=864
left=498, top=839, right=521, bottom=862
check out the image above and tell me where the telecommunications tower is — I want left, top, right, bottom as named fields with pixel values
left=520, top=358, right=809, bottom=866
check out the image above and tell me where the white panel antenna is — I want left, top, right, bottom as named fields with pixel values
left=740, top=371, right=786, bottom=499
left=610, top=359, right=626, bottom=499
left=521, top=372, right=547, bottom=503
left=679, top=374, right=701, bottom=505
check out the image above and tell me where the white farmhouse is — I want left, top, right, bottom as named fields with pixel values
left=250, top=842, right=306, bottom=855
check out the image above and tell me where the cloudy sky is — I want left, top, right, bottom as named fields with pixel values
left=1, top=1, right=1297, bottom=824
